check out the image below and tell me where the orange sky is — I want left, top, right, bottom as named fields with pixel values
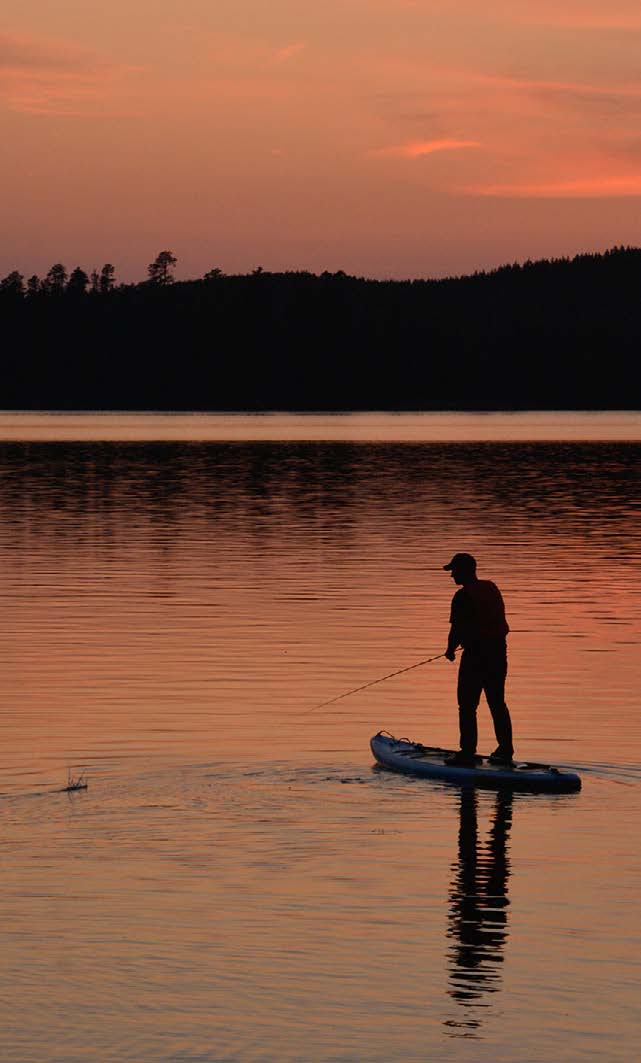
left=3, top=0, right=641, bottom=280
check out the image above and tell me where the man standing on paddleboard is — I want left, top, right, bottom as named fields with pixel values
left=443, top=553, right=514, bottom=767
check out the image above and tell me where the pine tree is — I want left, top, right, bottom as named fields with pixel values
left=43, top=263, right=68, bottom=294
left=99, top=263, right=116, bottom=293
left=67, top=267, right=89, bottom=295
left=0, top=271, right=25, bottom=296
left=147, top=250, right=177, bottom=285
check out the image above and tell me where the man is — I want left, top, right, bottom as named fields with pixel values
left=443, top=552, right=514, bottom=767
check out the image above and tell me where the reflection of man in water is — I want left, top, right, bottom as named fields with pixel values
left=443, top=553, right=514, bottom=767
left=445, top=787, right=513, bottom=1034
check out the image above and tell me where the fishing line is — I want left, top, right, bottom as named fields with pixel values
left=309, top=652, right=447, bottom=711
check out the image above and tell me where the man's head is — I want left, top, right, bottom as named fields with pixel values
left=443, top=552, right=477, bottom=585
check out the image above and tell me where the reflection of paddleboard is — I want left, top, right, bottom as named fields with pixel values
left=371, top=731, right=581, bottom=793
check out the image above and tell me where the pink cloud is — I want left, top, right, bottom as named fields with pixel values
left=468, top=174, right=641, bottom=197
left=372, top=138, right=480, bottom=158
left=479, top=72, right=641, bottom=99
left=208, top=33, right=308, bottom=71
left=512, top=2, right=641, bottom=30
left=0, top=30, right=96, bottom=71
left=274, top=42, right=306, bottom=62
left=343, top=0, right=641, bottom=30
left=0, top=30, right=141, bottom=116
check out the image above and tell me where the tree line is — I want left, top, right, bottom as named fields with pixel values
left=0, top=251, right=178, bottom=298
left=1, top=246, right=640, bottom=410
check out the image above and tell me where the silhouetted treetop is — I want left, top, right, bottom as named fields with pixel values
left=43, top=263, right=67, bottom=295
left=147, top=250, right=177, bottom=285
left=67, top=267, right=89, bottom=296
left=0, top=271, right=24, bottom=296
left=100, top=263, right=116, bottom=293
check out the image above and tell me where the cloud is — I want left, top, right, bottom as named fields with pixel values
left=355, top=54, right=641, bottom=199
left=343, top=0, right=641, bottom=30
left=0, top=30, right=96, bottom=72
left=0, top=30, right=141, bottom=116
left=208, top=33, right=309, bottom=72
left=512, top=3, right=641, bottom=30
left=468, top=174, right=641, bottom=197
left=274, top=42, right=306, bottom=63
left=371, top=138, right=481, bottom=158
left=481, top=72, right=641, bottom=99
left=472, top=71, right=641, bottom=121
left=0, top=29, right=123, bottom=78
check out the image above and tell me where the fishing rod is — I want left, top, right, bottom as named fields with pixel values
left=310, top=652, right=447, bottom=711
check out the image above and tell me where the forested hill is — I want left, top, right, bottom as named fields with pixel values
left=2, top=246, right=641, bottom=410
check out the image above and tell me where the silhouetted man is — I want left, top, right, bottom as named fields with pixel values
left=443, top=553, right=514, bottom=767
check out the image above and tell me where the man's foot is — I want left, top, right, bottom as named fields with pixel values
left=444, top=751, right=477, bottom=767
left=488, top=747, right=514, bottom=765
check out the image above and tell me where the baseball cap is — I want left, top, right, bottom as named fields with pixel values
left=443, top=552, right=477, bottom=572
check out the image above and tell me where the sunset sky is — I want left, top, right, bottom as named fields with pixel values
left=3, top=0, right=641, bottom=280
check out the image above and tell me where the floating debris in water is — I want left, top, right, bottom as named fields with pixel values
left=60, top=773, right=88, bottom=793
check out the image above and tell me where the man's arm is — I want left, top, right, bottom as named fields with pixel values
left=445, top=589, right=465, bottom=661
left=445, top=624, right=460, bottom=661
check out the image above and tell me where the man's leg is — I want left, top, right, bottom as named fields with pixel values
left=457, top=651, right=483, bottom=754
left=484, top=656, right=513, bottom=756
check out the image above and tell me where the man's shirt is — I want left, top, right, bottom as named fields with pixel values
left=450, top=579, right=509, bottom=652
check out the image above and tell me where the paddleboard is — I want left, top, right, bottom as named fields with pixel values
left=371, top=731, right=581, bottom=793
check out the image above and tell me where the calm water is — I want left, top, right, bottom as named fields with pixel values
left=2, top=414, right=641, bottom=1061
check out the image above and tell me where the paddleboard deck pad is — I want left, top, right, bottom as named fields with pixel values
left=371, top=731, right=581, bottom=793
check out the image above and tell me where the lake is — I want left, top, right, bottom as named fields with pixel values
left=2, top=412, right=640, bottom=1061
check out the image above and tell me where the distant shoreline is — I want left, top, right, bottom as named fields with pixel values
left=1, top=410, right=639, bottom=443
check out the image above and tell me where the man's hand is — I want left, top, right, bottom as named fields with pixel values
left=445, top=648, right=456, bottom=662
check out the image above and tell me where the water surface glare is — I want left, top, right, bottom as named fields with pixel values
left=2, top=414, right=640, bottom=1061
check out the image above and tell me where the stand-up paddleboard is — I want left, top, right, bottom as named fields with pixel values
left=371, top=731, right=581, bottom=793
